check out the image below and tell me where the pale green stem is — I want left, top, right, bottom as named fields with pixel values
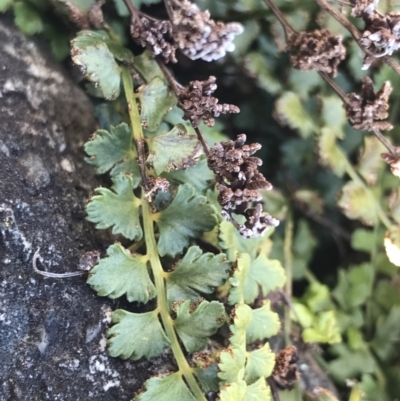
left=142, top=198, right=207, bottom=401
left=121, top=67, right=149, bottom=188
left=121, top=67, right=206, bottom=401
left=283, top=208, right=293, bottom=345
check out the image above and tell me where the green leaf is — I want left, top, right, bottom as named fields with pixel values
left=351, top=228, right=375, bottom=253
left=230, top=303, right=252, bottom=346
left=174, top=300, right=226, bottom=353
left=133, top=50, right=164, bottom=82
left=140, top=77, right=176, bottom=131
left=220, top=222, right=274, bottom=262
left=317, top=127, right=347, bottom=177
left=302, top=310, right=342, bottom=344
left=73, top=30, right=134, bottom=62
left=333, top=263, right=375, bottom=310
left=163, top=158, right=214, bottom=193
left=275, top=92, right=316, bottom=138
left=358, top=137, right=386, bottom=185
left=337, top=181, right=378, bottom=225
left=136, top=372, right=196, bottom=401
left=0, top=0, right=13, bottom=12
left=244, top=343, right=275, bottom=383
left=71, top=41, right=121, bottom=100
left=218, top=347, right=246, bottom=385
left=194, top=364, right=219, bottom=393
left=87, top=174, right=143, bottom=240
left=85, top=123, right=140, bottom=185
left=243, top=52, right=281, bottom=95
left=246, top=301, right=280, bottom=344
left=87, top=244, right=155, bottom=303
left=155, top=184, right=217, bottom=257
left=243, top=253, right=286, bottom=304
left=14, top=1, right=44, bottom=35
left=59, top=0, right=95, bottom=12
left=244, top=378, right=272, bottom=401
left=321, top=96, right=346, bottom=138
left=108, top=309, right=169, bottom=360
left=146, top=125, right=201, bottom=175
left=228, top=253, right=251, bottom=305
left=219, top=380, right=247, bottom=401
left=166, top=246, right=231, bottom=304
left=371, top=305, right=400, bottom=360
left=303, top=281, right=333, bottom=313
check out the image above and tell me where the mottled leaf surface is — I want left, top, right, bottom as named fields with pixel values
left=246, top=301, right=280, bottom=344
left=146, top=124, right=201, bottom=174
left=84, top=123, right=140, bottom=186
left=174, top=300, right=226, bottom=353
left=108, top=310, right=169, bottom=360
left=244, top=343, right=275, bottom=383
left=155, top=184, right=217, bottom=257
left=87, top=244, right=155, bottom=303
left=337, top=181, right=378, bottom=225
left=243, top=253, right=286, bottom=304
left=140, top=77, right=176, bottom=131
left=72, top=40, right=121, bottom=100
left=87, top=174, right=143, bottom=240
left=218, top=347, right=246, bottom=385
left=166, top=246, right=231, bottom=304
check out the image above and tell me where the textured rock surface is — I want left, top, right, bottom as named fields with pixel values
left=0, top=16, right=172, bottom=401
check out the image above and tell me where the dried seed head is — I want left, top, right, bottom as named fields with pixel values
left=382, top=152, right=400, bottom=178
left=130, top=14, right=177, bottom=63
left=178, top=76, right=240, bottom=128
left=272, top=345, right=299, bottom=389
left=208, top=134, right=278, bottom=238
left=345, top=76, right=393, bottom=132
left=360, top=11, right=400, bottom=69
left=165, top=0, right=243, bottom=62
left=350, top=0, right=379, bottom=17
left=286, top=29, right=345, bottom=76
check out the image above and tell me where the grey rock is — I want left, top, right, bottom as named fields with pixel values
left=0, top=16, right=172, bottom=401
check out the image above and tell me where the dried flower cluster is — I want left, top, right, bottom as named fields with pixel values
left=165, top=0, right=243, bottom=62
left=208, top=134, right=279, bottom=238
left=178, top=76, right=239, bottom=127
left=345, top=76, right=393, bottom=132
left=272, top=345, right=299, bottom=389
left=350, top=0, right=379, bottom=17
left=130, top=14, right=177, bottom=63
left=129, top=0, right=243, bottom=63
left=286, top=30, right=346, bottom=76
left=360, top=11, right=400, bottom=68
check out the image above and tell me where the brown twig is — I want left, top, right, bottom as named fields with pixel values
left=263, top=0, right=295, bottom=39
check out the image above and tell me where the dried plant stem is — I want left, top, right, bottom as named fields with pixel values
left=263, top=0, right=295, bottom=39
left=315, top=0, right=400, bottom=75
left=319, top=72, right=349, bottom=104
left=267, top=377, right=281, bottom=401
left=156, top=58, right=210, bottom=155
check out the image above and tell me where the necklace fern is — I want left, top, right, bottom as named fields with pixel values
left=72, top=11, right=285, bottom=400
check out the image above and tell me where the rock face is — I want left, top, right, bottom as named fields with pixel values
left=0, top=16, right=171, bottom=401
